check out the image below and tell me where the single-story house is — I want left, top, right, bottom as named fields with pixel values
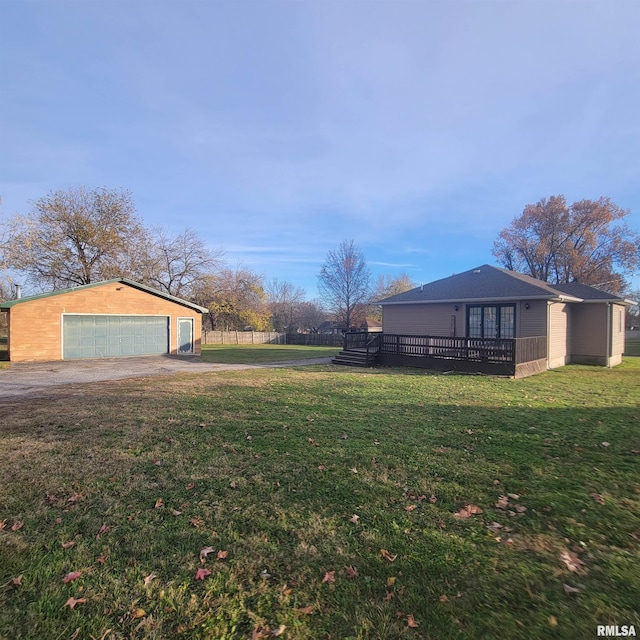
left=0, top=278, right=208, bottom=362
left=358, top=318, right=383, bottom=332
left=318, top=321, right=349, bottom=335
left=335, top=265, right=633, bottom=377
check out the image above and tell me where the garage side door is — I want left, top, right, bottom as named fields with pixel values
left=63, top=315, right=169, bottom=359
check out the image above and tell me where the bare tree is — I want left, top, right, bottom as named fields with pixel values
left=318, top=239, right=371, bottom=328
left=144, top=227, right=225, bottom=298
left=265, top=278, right=306, bottom=332
left=493, top=195, right=640, bottom=294
left=296, top=300, right=328, bottom=333
left=7, top=186, right=150, bottom=289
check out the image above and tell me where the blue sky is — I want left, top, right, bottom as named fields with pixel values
left=1, top=0, right=639, bottom=298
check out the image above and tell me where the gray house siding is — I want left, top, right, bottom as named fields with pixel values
left=516, top=300, right=547, bottom=338
left=382, top=304, right=460, bottom=336
left=570, top=304, right=608, bottom=365
left=548, top=302, right=571, bottom=368
left=610, top=304, right=626, bottom=366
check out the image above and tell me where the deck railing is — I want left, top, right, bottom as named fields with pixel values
left=344, top=332, right=547, bottom=365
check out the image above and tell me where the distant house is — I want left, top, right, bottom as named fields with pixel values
left=334, top=265, right=634, bottom=376
left=318, top=321, right=348, bottom=335
left=0, top=278, right=208, bottom=362
left=358, top=318, right=383, bottom=332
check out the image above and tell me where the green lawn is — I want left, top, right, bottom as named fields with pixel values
left=1, top=358, right=638, bottom=639
left=200, top=344, right=339, bottom=364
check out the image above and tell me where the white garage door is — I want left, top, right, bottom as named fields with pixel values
left=62, top=315, right=169, bottom=359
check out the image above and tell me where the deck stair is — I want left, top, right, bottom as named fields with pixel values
left=332, top=331, right=381, bottom=367
left=332, top=349, right=373, bottom=367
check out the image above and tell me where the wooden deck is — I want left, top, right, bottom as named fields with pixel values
left=338, top=332, right=548, bottom=377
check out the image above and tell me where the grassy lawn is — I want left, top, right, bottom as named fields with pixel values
left=200, top=344, right=339, bottom=364
left=1, top=359, right=639, bottom=639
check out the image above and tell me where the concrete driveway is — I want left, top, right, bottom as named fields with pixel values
left=0, top=355, right=333, bottom=401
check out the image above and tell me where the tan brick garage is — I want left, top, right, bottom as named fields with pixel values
left=0, top=279, right=208, bottom=362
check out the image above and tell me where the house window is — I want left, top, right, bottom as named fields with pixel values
left=467, top=304, right=515, bottom=339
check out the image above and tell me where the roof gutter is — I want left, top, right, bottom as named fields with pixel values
left=378, top=295, right=580, bottom=306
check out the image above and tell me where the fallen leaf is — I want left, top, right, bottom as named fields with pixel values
left=380, top=549, right=398, bottom=562
left=67, top=493, right=83, bottom=503
left=350, top=468, right=358, bottom=474
left=601, top=442, right=610, bottom=447
left=217, top=550, right=228, bottom=560
left=344, top=565, right=358, bottom=578
left=307, top=438, right=318, bottom=446
left=11, top=575, right=23, bottom=587
left=340, top=433, right=348, bottom=440
left=563, top=583, right=580, bottom=594
left=130, top=608, right=146, bottom=620
left=0, top=520, right=5, bottom=530
left=407, top=614, right=419, bottom=628
left=548, top=615, right=558, bottom=627
left=298, top=605, right=314, bottom=615
left=317, top=465, right=325, bottom=471
left=507, top=493, right=520, bottom=500
left=61, top=541, right=76, bottom=549
left=144, top=573, right=156, bottom=585
left=495, top=496, right=510, bottom=509
left=559, top=550, right=587, bottom=574
left=439, top=595, right=449, bottom=603
left=97, top=523, right=111, bottom=536
left=186, top=483, right=195, bottom=490
left=64, top=597, right=87, bottom=609
left=11, top=521, right=24, bottom=532
left=515, top=505, right=527, bottom=513
left=429, top=494, right=437, bottom=504
left=487, top=522, right=504, bottom=532
left=189, top=517, right=204, bottom=528
left=404, top=504, right=417, bottom=512
left=195, top=568, right=212, bottom=580
left=200, top=546, right=215, bottom=562
left=171, top=509, right=182, bottom=516
left=349, top=514, right=360, bottom=524
left=454, top=504, right=483, bottom=518
left=386, top=576, right=396, bottom=586
left=62, top=571, right=81, bottom=583
left=96, top=554, right=107, bottom=564
left=590, top=493, right=605, bottom=505
left=273, top=624, right=287, bottom=637
left=154, top=498, right=164, bottom=509
left=322, top=571, right=335, bottom=583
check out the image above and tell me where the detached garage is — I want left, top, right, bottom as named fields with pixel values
left=0, top=279, right=208, bottom=362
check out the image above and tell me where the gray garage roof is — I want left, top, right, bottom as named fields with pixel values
left=378, top=265, right=629, bottom=305
left=0, top=278, right=209, bottom=313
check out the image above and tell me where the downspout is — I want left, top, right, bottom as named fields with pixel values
left=546, top=301, right=551, bottom=369
left=606, top=303, right=611, bottom=368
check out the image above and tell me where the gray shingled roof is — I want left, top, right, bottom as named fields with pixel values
left=550, top=282, right=628, bottom=302
left=377, top=265, right=623, bottom=305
